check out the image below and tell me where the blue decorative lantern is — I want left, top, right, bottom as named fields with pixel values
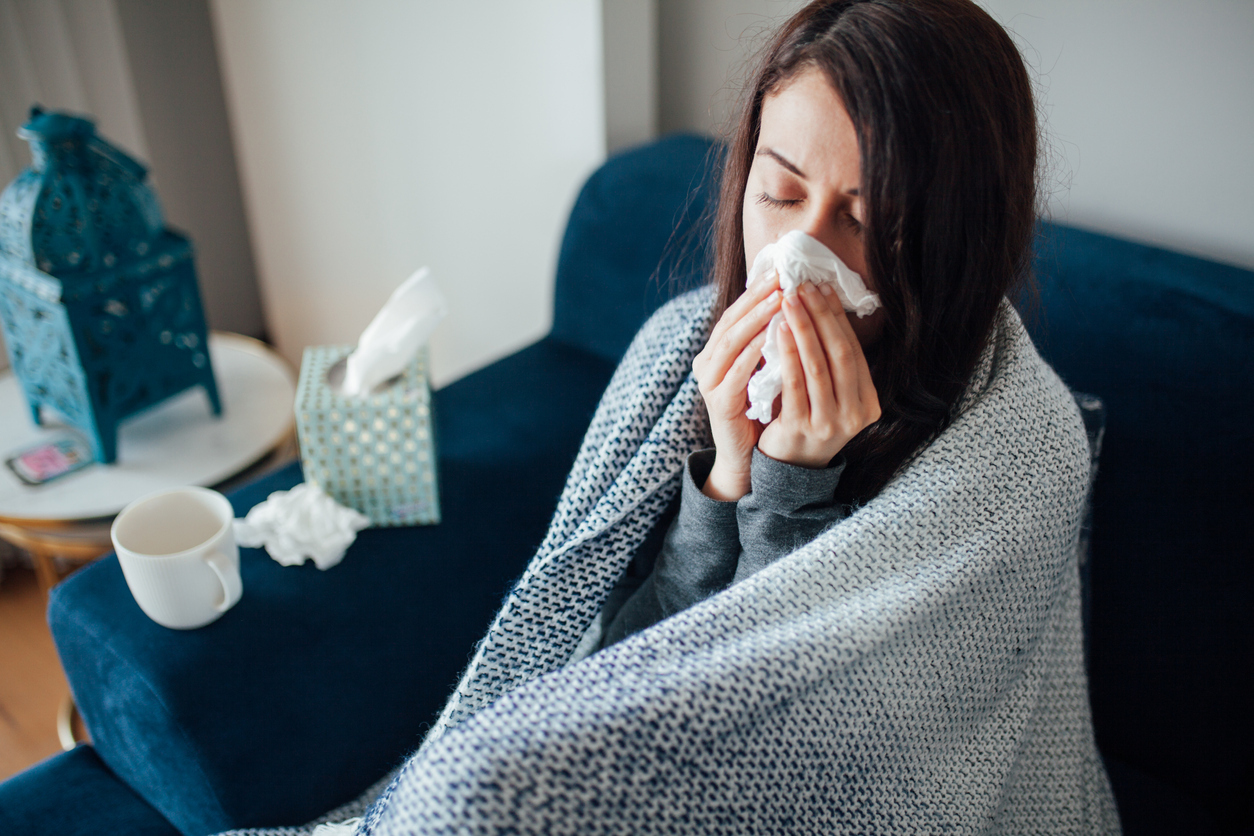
left=0, top=107, right=221, bottom=464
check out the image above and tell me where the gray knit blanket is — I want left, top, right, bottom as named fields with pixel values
left=224, top=286, right=1119, bottom=835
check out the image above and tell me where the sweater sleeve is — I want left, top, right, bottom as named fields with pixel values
left=733, top=447, right=848, bottom=583
left=601, top=448, right=850, bottom=648
left=600, top=449, right=740, bottom=647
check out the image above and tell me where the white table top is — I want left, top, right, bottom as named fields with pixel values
left=0, top=333, right=296, bottom=523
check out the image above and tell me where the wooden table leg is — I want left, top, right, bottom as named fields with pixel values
left=57, top=693, right=84, bottom=751
left=0, top=521, right=113, bottom=594
left=30, top=546, right=62, bottom=595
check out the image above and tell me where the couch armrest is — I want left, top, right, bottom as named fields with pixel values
left=49, top=337, right=614, bottom=836
left=0, top=745, right=181, bottom=836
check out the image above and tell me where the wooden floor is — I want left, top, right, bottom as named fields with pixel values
left=0, top=565, right=82, bottom=782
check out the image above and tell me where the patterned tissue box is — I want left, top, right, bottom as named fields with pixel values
left=295, top=345, right=439, bottom=526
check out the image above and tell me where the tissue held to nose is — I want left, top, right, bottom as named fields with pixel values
left=744, top=230, right=881, bottom=423
left=342, top=267, right=447, bottom=397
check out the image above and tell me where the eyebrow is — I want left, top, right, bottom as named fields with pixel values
left=756, top=147, right=859, bottom=196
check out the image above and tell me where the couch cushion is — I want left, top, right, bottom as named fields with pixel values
left=0, top=745, right=180, bottom=836
left=550, top=133, right=720, bottom=363
left=1028, top=222, right=1254, bottom=832
left=1103, top=753, right=1222, bottom=836
left=49, top=337, right=615, bottom=836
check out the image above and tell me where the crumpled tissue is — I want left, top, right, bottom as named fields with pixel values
left=233, top=482, right=370, bottom=570
left=745, top=230, right=882, bottom=423
left=341, top=266, right=447, bottom=397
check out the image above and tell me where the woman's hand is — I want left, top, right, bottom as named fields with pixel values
left=692, top=275, right=782, bottom=501
left=757, top=282, right=881, bottom=469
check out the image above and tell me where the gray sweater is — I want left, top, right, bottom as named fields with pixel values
left=600, top=446, right=848, bottom=648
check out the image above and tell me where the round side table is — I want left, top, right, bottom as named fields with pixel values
left=0, top=332, right=298, bottom=592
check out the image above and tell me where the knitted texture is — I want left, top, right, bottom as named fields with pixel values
left=221, top=286, right=1118, bottom=835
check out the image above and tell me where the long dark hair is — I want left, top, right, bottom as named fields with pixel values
left=712, top=0, right=1038, bottom=502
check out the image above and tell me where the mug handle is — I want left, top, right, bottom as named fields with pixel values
left=204, top=549, right=243, bottom=613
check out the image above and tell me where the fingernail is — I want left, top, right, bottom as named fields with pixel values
left=818, top=283, right=833, bottom=296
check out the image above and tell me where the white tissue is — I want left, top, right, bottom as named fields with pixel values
left=233, top=483, right=370, bottom=570
left=744, top=231, right=881, bottom=423
left=342, top=267, right=447, bottom=397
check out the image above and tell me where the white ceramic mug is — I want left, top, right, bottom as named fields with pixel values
left=111, top=487, right=243, bottom=629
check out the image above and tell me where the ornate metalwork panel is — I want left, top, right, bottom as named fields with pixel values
left=0, top=108, right=220, bottom=463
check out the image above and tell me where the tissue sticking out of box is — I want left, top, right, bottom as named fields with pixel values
left=233, top=482, right=370, bottom=570
left=744, top=231, right=881, bottom=424
left=340, top=267, right=447, bottom=397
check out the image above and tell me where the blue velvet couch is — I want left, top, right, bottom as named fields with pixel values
left=0, top=134, right=1249, bottom=836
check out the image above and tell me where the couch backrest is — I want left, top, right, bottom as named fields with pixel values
left=1028, top=222, right=1253, bottom=830
left=550, top=134, right=721, bottom=363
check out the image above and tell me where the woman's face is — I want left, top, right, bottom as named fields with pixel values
left=743, top=66, right=883, bottom=345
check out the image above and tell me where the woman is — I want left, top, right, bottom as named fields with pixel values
left=592, top=55, right=890, bottom=647
left=587, top=0, right=1070, bottom=652
left=266, top=2, right=1120, bottom=833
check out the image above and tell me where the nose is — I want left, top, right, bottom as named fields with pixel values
left=793, top=203, right=842, bottom=253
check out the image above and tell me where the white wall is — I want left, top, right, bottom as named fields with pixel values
left=113, top=0, right=265, bottom=340
left=657, top=0, right=1254, bottom=271
left=210, top=1, right=606, bottom=387
left=977, top=0, right=1254, bottom=270
left=602, top=0, right=659, bottom=154
left=658, top=0, right=804, bottom=137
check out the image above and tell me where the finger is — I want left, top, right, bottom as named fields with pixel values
left=708, top=268, right=780, bottom=347
left=701, top=290, right=781, bottom=387
left=783, top=292, right=836, bottom=420
left=814, top=284, right=873, bottom=411
left=799, top=284, right=853, bottom=404
left=775, top=314, right=810, bottom=424
left=802, top=285, right=862, bottom=413
left=719, top=330, right=768, bottom=395
left=699, top=276, right=780, bottom=375
left=815, top=284, right=862, bottom=356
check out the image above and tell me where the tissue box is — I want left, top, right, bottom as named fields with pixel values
left=295, top=345, right=439, bottom=526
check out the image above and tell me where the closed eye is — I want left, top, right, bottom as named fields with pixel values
left=755, top=192, right=802, bottom=208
